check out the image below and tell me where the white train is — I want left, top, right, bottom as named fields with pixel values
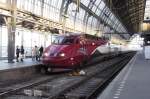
left=92, top=43, right=129, bottom=55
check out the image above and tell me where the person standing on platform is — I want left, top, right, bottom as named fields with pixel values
left=16, top=46, right=20, bottom=62
left=39, top=46, right=44, bottom=61
left=32, top=47, right=36, bottom=61
left=20, top=45, right=24, bottom=62
left=35, top=46, right=39, bottom=61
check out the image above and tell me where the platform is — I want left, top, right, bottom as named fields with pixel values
left=97, top=51, right=150, bottom=99
left=0, top=58, right=41, bottom=71
left=0, top=58, right=41, bottom=81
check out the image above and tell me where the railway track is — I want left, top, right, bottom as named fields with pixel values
left=0, top=52, right=135, bottom=99
left=62, top=53, right=134, bottom=99
left=0, top=51, right=125, bottom=90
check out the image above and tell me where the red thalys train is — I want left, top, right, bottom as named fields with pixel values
left=41, top=33, right=107, bottom=72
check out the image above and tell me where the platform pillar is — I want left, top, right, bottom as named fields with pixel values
left=7, top=0, right=17, bottom=63
left=60, top=0, right=72, bottom=34
left=0, top=26, right=2, bottom=58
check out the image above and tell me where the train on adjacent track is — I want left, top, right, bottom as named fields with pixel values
left=41, top=33, right=125, bottom=73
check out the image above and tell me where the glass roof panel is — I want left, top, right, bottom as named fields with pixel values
left=99, top=1, right=105, bottom=10
left=79, top=0, right=127, bottom=33
left=95, top=0, right=102, bottom=5
left=144, top=0, right=150, bottom=20
left=81, top=0, right=90, bottom=7
left=92, top=5, right=97, bottom=12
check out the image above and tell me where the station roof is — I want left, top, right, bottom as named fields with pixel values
left=105, top=0, right=145, bottom=35
left=0, top=0, right=147, bottom=39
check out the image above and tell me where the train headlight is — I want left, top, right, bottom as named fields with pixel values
left=92, top=42, right=95, bottom=46
left=70, top=57, right=74, bottom=60
left=59, top=53, right=65, bottom=57
left=44, top=53, right=49, bottom=57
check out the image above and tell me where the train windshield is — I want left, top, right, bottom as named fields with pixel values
left=52, top=36, right=75, bottom=45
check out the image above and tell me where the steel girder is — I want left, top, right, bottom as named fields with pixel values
left=72, top=0, right=123, bottom=35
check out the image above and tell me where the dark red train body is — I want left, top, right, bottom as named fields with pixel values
left=42, top=34, right=107, bottom=72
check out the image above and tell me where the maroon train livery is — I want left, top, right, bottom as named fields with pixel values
left=41, top=33, right=107, bottom=72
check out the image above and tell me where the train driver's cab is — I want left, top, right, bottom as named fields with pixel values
left=52, top=36, right=75, bottom=45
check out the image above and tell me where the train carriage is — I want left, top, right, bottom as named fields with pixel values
left=41, top=33, right=108, bottom=72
